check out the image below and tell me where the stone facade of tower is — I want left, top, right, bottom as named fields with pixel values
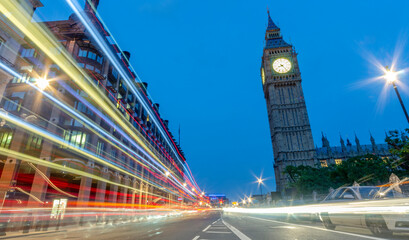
left=261, top=12, right=316, bottom=194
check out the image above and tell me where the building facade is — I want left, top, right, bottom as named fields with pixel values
left=316, top=133, right=392, bottom=167
left=0, top=0, right=202, bottom=232
left=261, top=12, right=316, bottom=194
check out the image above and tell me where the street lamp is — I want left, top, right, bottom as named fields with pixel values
left=36, top=77, right=49, bottom=90
left=384, top=66, right=409, bottom=123
left=165, top=171, right=170, bottom=177
left=257, top=177, right=263, bottom=196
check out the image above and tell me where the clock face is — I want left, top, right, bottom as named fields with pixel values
left=261, top=68, right=265, bottom=84
left=272, top=58, right=292, bottom=73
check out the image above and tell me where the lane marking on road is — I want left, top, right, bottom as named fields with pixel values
left=205, top=231, right=232, bottom=234
left=192, top=236, right=200, bottom=240
left=202, top=225, right=211, bottom=232
left=212, top=219, right=220, bottom=224
left=246, top=216, right=386, bottom=240
left=222, top=220, right=252, bottom=240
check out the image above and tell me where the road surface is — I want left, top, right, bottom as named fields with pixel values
left=1, top=210, right=408, bottom=239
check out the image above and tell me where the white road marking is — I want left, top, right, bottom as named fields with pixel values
left=202, top=225, right=211, bottom=232
left=247, top=216, right=386, bottom=240
left=205, top=231, right=232, bottom=234
left=212, top=219, right=220, bottom=224
left=222, top=220, right=252, bottom=240
left=269, top=226, right=296, bottom=229
left=192, top=236, right=200, bottom=240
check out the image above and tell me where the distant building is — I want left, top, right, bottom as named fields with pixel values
left=316, top=133, right=392, bottom=167
left=206, top=194, right=228, bottom=207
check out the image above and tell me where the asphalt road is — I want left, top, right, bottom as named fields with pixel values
left=2, top=210, right=409, bottom=239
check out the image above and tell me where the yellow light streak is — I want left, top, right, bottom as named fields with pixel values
left=0, top=0, right=175, bottom=183
left=0, top=147, right=165, bottom=199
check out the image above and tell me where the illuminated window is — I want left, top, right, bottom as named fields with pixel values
left=320, top=160, right=328, bottom=168
left=63, top=130, right=88, bottom=148
left=96, top=141, right=105, bottom=156
left=11, top=73, right=29, bottom=84
left=0, top=37, right=4, bottom=49
left=0, top=131, right=13, bottom=149
left=335, top=159, right=343, bottom=165
left=26, top=135, right=42, bottom=150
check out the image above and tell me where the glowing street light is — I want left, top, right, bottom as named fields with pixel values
left=36, top=77, right=49, bottom=90
left=165, top=171, right=170, bottom=177
left=257, top=177, right=264, bottom=196
left=183, top=183, right=187, bottom=187
left=384, top=66, right=409, bottom=123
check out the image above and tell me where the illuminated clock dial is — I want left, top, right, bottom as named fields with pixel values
left=272, top=58, right=292, bottom=73
left=261, top=68, right=265, bottom=84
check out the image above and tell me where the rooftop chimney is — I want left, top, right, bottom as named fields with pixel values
left=122, top=51, right=131, bottom=66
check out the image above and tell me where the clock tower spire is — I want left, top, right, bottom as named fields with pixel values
left=261, top=12, right=316, bottom=195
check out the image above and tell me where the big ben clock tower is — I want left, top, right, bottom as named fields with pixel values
left=261, top=12, right=316, bottom=194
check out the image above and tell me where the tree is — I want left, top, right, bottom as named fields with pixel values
left=284, top=165, right=333, bottom=195
left=330, top=154, right=393, bottom=186
left=284, top=154, right=399, bottom=196
left=386, top=129, right=409, bottom=171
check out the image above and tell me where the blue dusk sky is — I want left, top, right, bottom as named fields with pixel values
left=35, top=0, right=409, bottom=200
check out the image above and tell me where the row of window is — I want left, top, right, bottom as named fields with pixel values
left=78, top=62, right=102, bottom=74
left=21, top=48, right=38, bottom=58
left=320, top=159, right=343, bottom=167
left=63, top=130, right=88, bottom=149
left=78, top=49, right=103, bottom=64
left=0, top=131, right=13, bottom=149
left=0, top=131, right=44, bottom=150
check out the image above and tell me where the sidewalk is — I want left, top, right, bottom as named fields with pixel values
left=0, top=229, right=67, bottom=239
left=0, top=219, right=136, bottom=239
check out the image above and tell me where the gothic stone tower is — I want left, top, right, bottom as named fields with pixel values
left=261, top=12, right=316, bottom=194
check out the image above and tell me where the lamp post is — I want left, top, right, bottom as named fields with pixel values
left=384, top=66, right=409, bottom=124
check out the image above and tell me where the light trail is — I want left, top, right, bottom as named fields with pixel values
left=0, top=35, right=196, bottom=199
left=0, top=109, right=171, bottom=195
left=0, top=0, right=204, bottom=202
left=0, top=147, right=161, bottom=200
left=69, top=0, right=201, bottom=193
left=223, top=198, right=409, bottom=215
